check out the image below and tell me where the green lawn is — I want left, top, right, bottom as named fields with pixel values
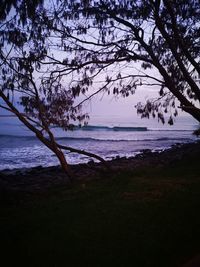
left=1, top=155, right=200, bottom=267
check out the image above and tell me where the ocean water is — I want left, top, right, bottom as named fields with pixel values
left=0, top=115, right=199, bottom=170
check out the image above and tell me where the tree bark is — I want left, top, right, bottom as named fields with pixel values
left=181, top=106, right=200, bottom=123
left=52, top=147, right=73, bottom=180
left=0, top=90, right=73, bottom=179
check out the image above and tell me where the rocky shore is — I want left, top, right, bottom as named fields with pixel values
left=0, top=141, right=200, bottom=198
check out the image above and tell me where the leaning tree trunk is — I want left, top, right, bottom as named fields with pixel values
left=181, top=105, right=200, bottom=124
left=35, top=131, right=73, bottom=179
left=52, top=146, right=73, bottom=180
left=0, top=90, right=107, bottom=180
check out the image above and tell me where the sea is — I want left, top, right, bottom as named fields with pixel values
left=0, top=115, right=199, bottom=170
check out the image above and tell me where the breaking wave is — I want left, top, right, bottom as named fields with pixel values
left=0, top=134, right=193, bottom=143
left=72, top=125, right=148, bottom=131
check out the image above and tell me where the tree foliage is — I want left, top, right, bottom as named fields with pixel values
left=35, top=0, right=200, bottom=125
left=0, top=0, right=107, bottom=176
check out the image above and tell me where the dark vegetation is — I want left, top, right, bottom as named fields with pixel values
left=0, top=142, right=200, bottom=267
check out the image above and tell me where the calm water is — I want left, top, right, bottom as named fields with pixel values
left=0, top=115, right=199, bottom=170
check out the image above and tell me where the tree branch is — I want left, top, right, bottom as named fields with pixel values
left=56, top=142, right=109, bottom=168
left=163, top=0, right=200, bottom=76
left=153, top=4, right=200, bottom=101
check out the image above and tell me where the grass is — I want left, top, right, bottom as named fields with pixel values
left=1, top=154, right=200, bottom=267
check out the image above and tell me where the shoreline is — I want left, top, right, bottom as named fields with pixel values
left=0, top=140, right=200, bottom=196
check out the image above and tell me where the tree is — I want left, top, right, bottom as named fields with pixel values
left=36, top=0, right=200, bottom=125
left=0, top=0, right=107, bottom=178
left=1, top=0, right=200, bottom=176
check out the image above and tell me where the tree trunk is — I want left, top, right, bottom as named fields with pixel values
left=53, top=147, right=73, bottom=180
left=181, top=106, right=200, bottom=124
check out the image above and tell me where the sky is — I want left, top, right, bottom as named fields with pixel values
left=0, top=2, right=199, bottom=136
left=0, top=79, right=198, bottom=135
